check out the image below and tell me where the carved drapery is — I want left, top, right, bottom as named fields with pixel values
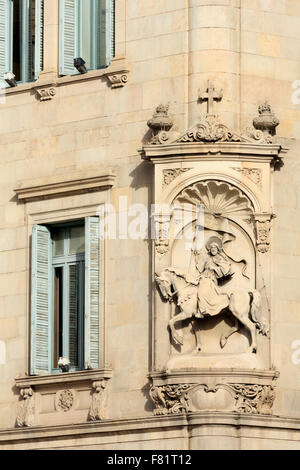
left=89, top=380, right=109, bottom=421
left=16, top=387, right=35, bottom=427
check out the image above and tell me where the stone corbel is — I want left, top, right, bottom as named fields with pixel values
left=35, top=86, right=56, bottom=102
left=106, top=71, right=129, bottom=89
left=254, top=213, right=274, bottom=253
left=16, top=387, right=35, bottom=427
left=89, top=379, right=109, bottom=421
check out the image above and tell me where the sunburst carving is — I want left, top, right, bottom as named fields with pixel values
left=175, top=180, right=253, bottom=218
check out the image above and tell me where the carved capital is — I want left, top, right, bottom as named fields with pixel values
left=106, top=72, right=129, bottom=88
left=254, top=214, right=273, bottom=253
left=35, top=87, right=56, bottom=102
left=16, top=387, right=35, bottom=427
left=89, top=379, right=109, bottom=421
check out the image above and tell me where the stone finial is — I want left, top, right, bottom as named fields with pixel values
left=147, top=104, right=174, bottom=144
left=253, top=102, right=280, bottom=137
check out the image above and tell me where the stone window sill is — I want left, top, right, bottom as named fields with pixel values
left=15, top=368, right=113, bottom=388
left=4, top=56, right=130, bottom=98
left=15, top=369, right=113, bottom=427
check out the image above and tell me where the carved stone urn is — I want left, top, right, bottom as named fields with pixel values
left=253, top=102, right=280, bottom=137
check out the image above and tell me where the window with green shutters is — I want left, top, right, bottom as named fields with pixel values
left=59, top=0, right=115, bottom=76
left=0, top=0, right=44, bottom=87
left=30, top=217, right=100, bottom=375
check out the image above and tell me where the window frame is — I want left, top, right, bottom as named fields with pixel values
left=50, top=222, right=85, bottom=374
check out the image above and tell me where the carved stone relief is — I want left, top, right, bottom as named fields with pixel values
left=106, top=72, right=129, bottom=88
left=16, top=387, right=35, bottom=427
left=162, top=168, right=192, bottom=189
left=89, top=380, right=109, bottom=421
left=231, top=167, right=262, bottom=189
left=150, top=382, right=276, bottom=416
left=55, top=389, right=76, bottom=412
left=35, top=87, right=56, bottom=102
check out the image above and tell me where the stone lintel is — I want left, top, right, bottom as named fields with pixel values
left=15, top=171, right=116, bottom=202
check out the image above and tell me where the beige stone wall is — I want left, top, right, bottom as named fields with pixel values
left=0, top=0, right=300, bottom=447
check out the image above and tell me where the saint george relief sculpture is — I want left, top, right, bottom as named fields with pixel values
left=141, top=81, right=287, bottom=416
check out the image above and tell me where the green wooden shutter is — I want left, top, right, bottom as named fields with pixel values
left=31, top=225, right=52, bottom=375
left=96, top=0, right=114, bottom=68
left=59, top=0, right=80, bottom=75
left=0, top=0, right=12, bottom=88
left=85, top=217, right=100, bottom=369
left=34, top=0, right=44, bottom=79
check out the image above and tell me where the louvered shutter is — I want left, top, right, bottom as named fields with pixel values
left=30, top=225, right=52, bottom=375
left=85, top=217, right=100, bottom=369
left=59, top=0, right=80, bottom=75
left=34, top=0, right=44, bottom=79
left=0, top=0, right=12, bottom=89
left=97, top=0, right=114, bottom=68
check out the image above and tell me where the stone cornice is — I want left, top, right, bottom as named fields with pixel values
left=15, top=369, right=113, bottom=389
left=141, top=142, right=288, bottom=164
left=15, top=170, right=116, bottom=202
left=2, top=413, right=300, bottom=447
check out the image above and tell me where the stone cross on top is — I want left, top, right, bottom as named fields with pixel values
left=198, top=80, right=223, bottom=116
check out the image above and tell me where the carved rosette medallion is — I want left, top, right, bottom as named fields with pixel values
left=89, top=380, right=109, bottom=421
left=55, top=389, right=76, bottom=412
left=35, top=87, right=56, bottom=102
left=150, top=382, right=276, bottom=416
left=16, top=387, right=35, bottom=427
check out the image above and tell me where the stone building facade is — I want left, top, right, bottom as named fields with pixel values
left=0, top=0, right=300, bottom=450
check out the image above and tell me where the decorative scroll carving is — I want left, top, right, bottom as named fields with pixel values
left=231, top=168, right=262, bottom=189
left=150, top=384, right=193, bottom=415
left=106, top=72, right=129, bottom=88
left=147, top=105, right=174, bottom=145
left=55, top=389, right=75, bottom=412
left=146, top=101, right=280, bottom=146
left=227, top=384, right=275, bottom=415
left=89, top=380, right=108, bottom=421
left=16, top=387, right=35, bottom=427
left=177, top=114, right=243, bottom=144
left=254, top=214, right=272, bottom=253
left=162, top=168, right=191, bottom=189
left=150, top=383, right=276, bottom=416
left=35, top=87, right=56, bottom=101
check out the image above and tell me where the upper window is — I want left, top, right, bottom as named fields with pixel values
left=59, top=0, right=115, bottom=76
left=30, top=217, right=100, bottom=375
left=0, top=0, right=44, bottom=86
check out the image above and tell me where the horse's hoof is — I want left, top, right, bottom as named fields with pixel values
left=220, top=337, right=227, bottom=349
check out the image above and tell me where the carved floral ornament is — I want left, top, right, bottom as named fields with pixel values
left=16, top=387, right=35, bottom=427
left=150, top=382, right=276, bottom=416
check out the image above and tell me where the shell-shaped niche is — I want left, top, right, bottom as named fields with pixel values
left=174, top=180, right=253, bottom=219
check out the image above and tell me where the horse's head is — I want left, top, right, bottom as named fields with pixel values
left=155, top=269, right=173, bottom=302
